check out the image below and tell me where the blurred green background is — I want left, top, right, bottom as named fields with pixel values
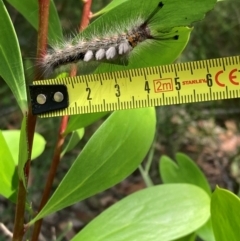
left=1, top=0, right=240, bottom=240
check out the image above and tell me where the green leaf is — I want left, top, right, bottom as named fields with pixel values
left=2, top=129, right=46, bottom=165
left=72, top=184, right=210, bottom=241
left=159, top=154, right=214, bottom=241
left=65, top=112, right=108, bottom=134
left=29, top=108, right=156, bottom=223
left=94, top=0, right=218, bottom=18
left=197, top=219, right=215, bottom=241
left=159, top=153, right=211, bottom=196
left=174, top=233, right=196, bottom=241
left=93, top=0, right=127, bottom=17
left=6, top=0, right=63, bottom=46
left=61, top=129, right=84, bottom=157
left=0, top=0, right=27, bottom=111
left=211, top=187, right=240, bottom=241
left=159, top=153, right=214, bottom=241
left=0, top=131, right=18, bottom=202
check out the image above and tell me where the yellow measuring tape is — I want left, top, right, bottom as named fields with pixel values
left=30, top=56, right=240, bottom=117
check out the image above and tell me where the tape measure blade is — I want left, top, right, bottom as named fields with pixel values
left=33, top=56, right=240, bottom=117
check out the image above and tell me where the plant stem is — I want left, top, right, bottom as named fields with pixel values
left=30, top=116, right=68, bottom=241
left=13, top=111, right=37, bottom=240
left=138, top=136, right=156, bottom=188
left=145, top=139, right=155, bottom=173
left=12, top=102, right=37, bottom=241
left=35, top=0, right=51, bottom=80
left=13, top=112, right=37, bottom=240
left=138, top=164, right=154, bottom=187
left=30, top=1, right=93, bottom=239
left=80, top=0, right=92, bottom=31
left=12, top=179, right=28, bottom=241
left=12, top=0, right=50, bottom=240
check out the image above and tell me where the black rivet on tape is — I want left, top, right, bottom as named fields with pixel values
left=29, top=84, right=69, bottom=115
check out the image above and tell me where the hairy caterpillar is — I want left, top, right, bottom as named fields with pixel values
left=40, top=1, right=181, bottom=76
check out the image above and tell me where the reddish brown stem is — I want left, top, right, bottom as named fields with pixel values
left=12, top=181, right=26, bottom=241
left=30, top=1, right=93, bottom=239
left=30, top=115, right=68, bottom=241
left=13, top=111, right=36, bottom=240
left=12, top=0, right=50, bottom=240
left=35, top=0, right=50, bottom=80
left=79, top=0, right=92, bottom=31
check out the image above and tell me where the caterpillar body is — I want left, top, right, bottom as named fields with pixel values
left=40, top=1, right=179, bottom=76
left=42, top=18, right=150, bottom=71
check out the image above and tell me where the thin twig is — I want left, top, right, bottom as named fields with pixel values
left=30, top=116, right=68, bottom=240
left=0, top=223, right=13, bottom=238
left=79, top=0, right=92, bottom=31
left=138, top=165, right=154, bottom=187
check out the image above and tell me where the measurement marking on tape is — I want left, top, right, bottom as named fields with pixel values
left=30, top=56, right=240, bottom=117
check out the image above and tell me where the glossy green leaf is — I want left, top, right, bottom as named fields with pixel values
left=6, top=0, right=63, bottom=46
left=0, top=0, right=27, bottom=111
left=197, top=219, right=215, bottom=241
left=94, top=0, right=219, bottom=18
left=211, top=187, right=240, bottom=241
left=29, top=108, right=156, bottom=223
left=174, top=233, right=196, bottom=241
left=93, top=0, right=127, bottom=17
left=0, top=131, right=18, bottom=202
left=65, top=112, right=108, bottom=134
left=2, top=129, right=46, bottom=165
left=160, top=153, right=211, bottom=194
left=61, top=129, right=84, bottom=157
left=72, top=184, right=210, bottom=241
left=159, top=153, right=211, bottom=196
left=159, top=154, right=214, bottom=241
